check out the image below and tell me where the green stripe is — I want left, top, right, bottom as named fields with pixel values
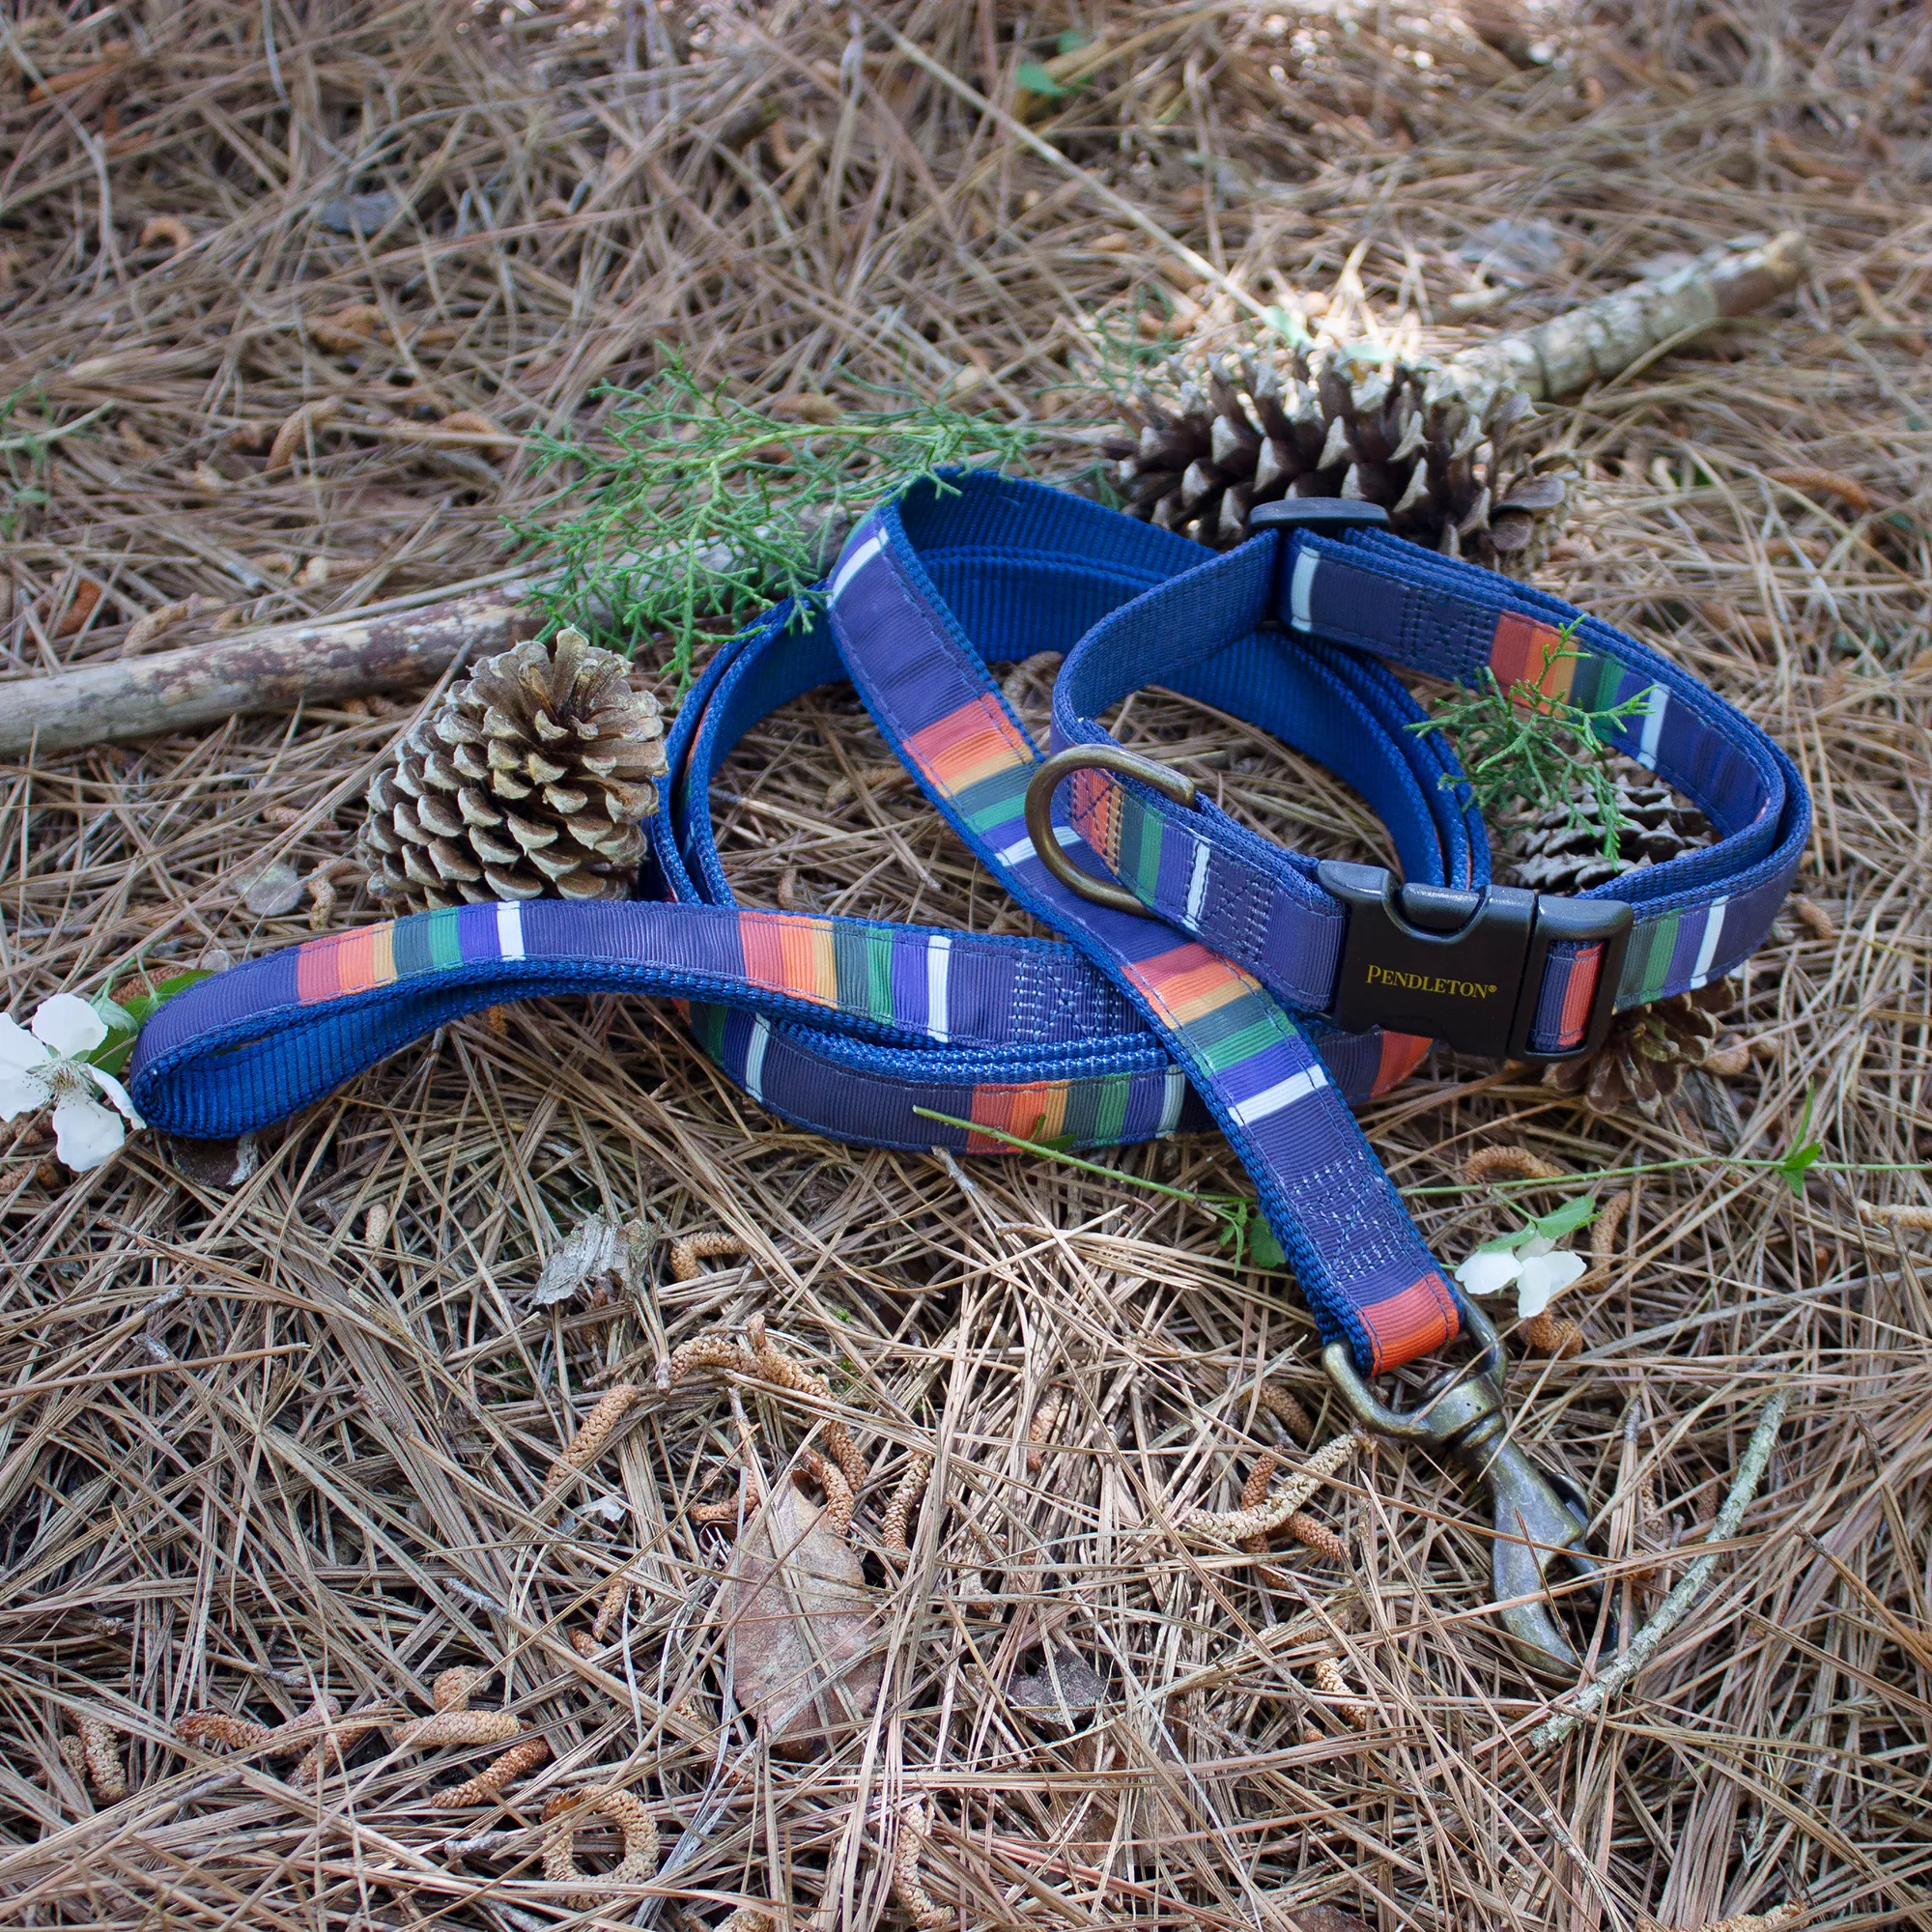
left=1186, top=994, right=1293, bottom=1073
left=429, top=906, right=466, bottom=971
left=867, top=928, right=895, bottom=1025
left=833, top=923, right=868, bottom=1014
left=1094, top=1072, right=1130, bottom=1145
left=1635, top=911, right=1679, bottom=1002
left=1132, top=803, right=1164, bottom=902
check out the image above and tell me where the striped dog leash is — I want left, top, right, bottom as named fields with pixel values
left=128, top=471, right=1808, bottom=1676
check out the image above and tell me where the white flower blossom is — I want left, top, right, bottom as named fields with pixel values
left=0, top=994, right=145, bottom=1172
left=1454, top=1234, right=1587, bottom=1321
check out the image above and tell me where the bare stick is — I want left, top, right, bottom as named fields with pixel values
left=1532, top=1388, right=1787, bottom=1749
left=0, top=580, right=538, bottom=758
left=1442, top=233, right=1806, bottom=408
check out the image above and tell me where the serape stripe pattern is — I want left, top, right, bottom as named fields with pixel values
left=129, top=470, right=1805, bottom=1378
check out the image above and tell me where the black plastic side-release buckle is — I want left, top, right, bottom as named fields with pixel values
left=1248, top=498, right=1390, bottom=535
left=1315, top=862, right=1633, bottom=1063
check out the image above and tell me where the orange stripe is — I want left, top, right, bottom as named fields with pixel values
left=968, top=1081, right=1067, bottom=1153
left=740, top=915, right=836, bottom=1005
left=905, top=696, right=1032, bottom=796
left=1362, top=1269, right=1458, bottom=1375
left=1126, top=944, right=1257, bottom=1026
left=1370, top=1031, right=1432, bottom=1096
left=1555, top=952, right=1601, bottom=1044
left=322, top=924, right=395, bottom=999
left=1070, top=768, right=1122, bottom=868
left=1490, top=611, right=1570, bottom=699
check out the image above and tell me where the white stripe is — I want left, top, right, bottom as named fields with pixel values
left=1635, top=684, right=1668, bottom=770
left=1158, top=1067, right=1186, bottom=1135
left=743, top=1016, right=771, bottom=1103
left=1228, top=1064, right=1328, bottom=1127
left=926, top=934, right=951, bottom=1043
left=829, top=531, right=883, bottom=602
left=997, top=824, right=1078, bottom=868
left=1689, top=896, right=1728, bottom=988
left=1184, top=840, right=1210, bottom=926
left=495, top=900, right=525, bottom=960
left=1289, top=550, right=1319, bottom=632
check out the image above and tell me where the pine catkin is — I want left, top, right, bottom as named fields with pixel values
left=1639, top=1903, right=1804, bottom=1932
left=1312, top=1647, right=1373, bottom=1730
left=433, top=1667, right=489, bottom=1713
left=430, top=1736, right=551, bottom=1808
left=1025, top=1391, right=1066, bottom=1471
left=74, top=1717, right=127, bottom=1800
left=176, top=1710, right=272, bottom=1750
left=892, top=1798, right=947, bottom=1930
left=541, top=1786, right=659, bottom=1909
left=1463, top=1144, right=1565, bottom=1184
left=1238, top=1453, right=1348, bottom=1563
left=1255, top=1381, right=1317, bottom=1444
left=547, top=1383, right=642, bottom=1486
left=798, top=1448, right=855, bottom=1538
left=660, top=1332, right=759, bottom=1387
left=1463, top=1145, right=1587, bottom=1355
left=665, top=1231, right=747, bottom=1280
left=748, top=1317, right=868, bottom=1491
left=395, top=1709, right=521, bottom=1749
left=882, top=1453, right=932, bottom=1557
left=1181, top=1434, right=1357, bottom=1542
left=592, top=1568, right=638, bottom=1640
left=1862, top=1201, right=1932, bottom=1232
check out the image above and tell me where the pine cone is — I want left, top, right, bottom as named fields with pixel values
left=1542, top=980, right=1746, bottom=1116
left=1103, top=347, right=1567, bottom=574
left=357, top=628, right=668, bottom=912
left=1501, top=772, right=1710, bottom=895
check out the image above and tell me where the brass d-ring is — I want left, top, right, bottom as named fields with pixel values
left=1022, top=745, right=1202, bottom=918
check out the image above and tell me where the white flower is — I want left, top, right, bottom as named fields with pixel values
left=1454, top=1234, right=1587, bottom=1322
left=0, top=994, right=145, bottom=1172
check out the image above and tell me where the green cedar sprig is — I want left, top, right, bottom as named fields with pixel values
left=513, top=357, right=1034, bottom=688
left=1412, top=622, right=1651, bottom=857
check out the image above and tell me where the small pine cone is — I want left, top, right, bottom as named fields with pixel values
left=1502, top=771, right=1710, bottom=895
left=1544, top=980, right=1743, bottom=1116
left=1103, top=349, right=1567, bottom=576
left=356, top=627, right=668, bottom=912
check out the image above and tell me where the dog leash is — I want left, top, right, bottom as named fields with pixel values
left=128, top=471, right=1808, bottom=1677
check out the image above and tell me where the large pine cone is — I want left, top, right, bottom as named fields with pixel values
left=1501, top=772, right=1710, bottom=895
left=1543, top=980, right=1750, bottom=1116
left=1104, top=348, right=1566, bottom=574
left=357, top=628, right=668, bottom=911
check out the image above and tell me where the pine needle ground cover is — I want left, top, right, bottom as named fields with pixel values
left=1, top=3, right=1928, bottom=1927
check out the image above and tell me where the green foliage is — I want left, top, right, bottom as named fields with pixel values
left=513, top=358, right=1034, bottom=689
left=1412, top=623, right=1651, bottom=855
left=88, top=971, right=214, bottom=1078
left=1775, top=1090, right=1824, bottom=1197
left=1475, top=1191, right=1597, bottom=1255
left=0, top=387, right=113, bottom=539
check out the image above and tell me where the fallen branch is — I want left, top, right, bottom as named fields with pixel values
left=0, top=578, right=538, bottom=758
left=1532, top=1388, right=1787, bottom=1749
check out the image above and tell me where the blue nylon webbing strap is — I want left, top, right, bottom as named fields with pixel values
left=128, top=469, right=1807, bottom=1373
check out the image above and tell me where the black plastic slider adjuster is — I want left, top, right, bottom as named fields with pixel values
left=1316, top=861, right=1634, bottom=1063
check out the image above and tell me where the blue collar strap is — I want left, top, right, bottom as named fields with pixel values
left=129, top=471, right=1806, bottom=1382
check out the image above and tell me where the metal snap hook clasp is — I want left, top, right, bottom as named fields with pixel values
left=1321, top=1301, right=1608, bottom=1680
